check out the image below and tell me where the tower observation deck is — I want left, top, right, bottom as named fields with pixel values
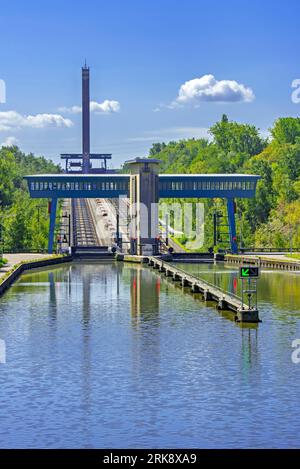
left=61, top=64, right=114, bottom=174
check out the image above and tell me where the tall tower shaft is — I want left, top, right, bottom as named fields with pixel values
left=82, top=64, right=90, bottom=173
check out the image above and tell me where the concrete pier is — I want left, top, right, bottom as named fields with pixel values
left=147, top=256, right=260, bottom=323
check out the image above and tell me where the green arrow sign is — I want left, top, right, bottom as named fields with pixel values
left=239, top=266, right=260, bottom=278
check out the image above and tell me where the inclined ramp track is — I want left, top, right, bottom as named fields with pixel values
left=72, top=198, right=100, bottom=247
left=71, top=198, right=115, bottom=259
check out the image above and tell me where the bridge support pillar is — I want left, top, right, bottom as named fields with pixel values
left=127, top=158, right=161, bottom=256
left=182, top=277, right=189, bottom=287
left=227, top=198, right=238, bottom=254
left=236, top=309, right=260, bottom=323
left=48, top=198, right=57, bottom=254
left=191, top=283, right=200, bottom=293
left=217, top=298, right=227, bottom=310
left=203, top=290, right=212, bottom=301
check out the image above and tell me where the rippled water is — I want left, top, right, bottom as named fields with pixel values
left=0, top=261, right=299, bottom=448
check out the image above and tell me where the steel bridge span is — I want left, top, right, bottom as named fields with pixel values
left=25, top=169, right=260, bottom=255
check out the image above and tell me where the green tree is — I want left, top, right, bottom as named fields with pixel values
left=271, top=117, right=300, bottom=144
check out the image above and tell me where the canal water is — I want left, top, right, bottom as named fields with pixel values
left=0, top=261, right=299, bottom=448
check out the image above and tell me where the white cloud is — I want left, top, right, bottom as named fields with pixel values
left=0, top=79, right=6, bottom=103
left=58, top=105, right=82, bottom=114
left=59, top=100, right=120, bottom=114
left=91, top=100, right=120, bottom=113
left=1, top=136, right=19, bottom=147
left=128, top=127, right=210, bottom=142
left=169, top=74, right=255, bottom=107
left=0, top=110, right=73, bottom=131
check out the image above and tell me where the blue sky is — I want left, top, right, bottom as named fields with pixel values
left=0, top=0, right=300, bottom=167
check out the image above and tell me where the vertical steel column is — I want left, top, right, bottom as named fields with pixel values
left=82, top=65, right=90, bottom=174
left=48, top=198, right=57, bottom=254
left=227, top=198, right=238, bottom=254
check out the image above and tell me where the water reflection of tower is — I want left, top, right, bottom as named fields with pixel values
left=82, top=266, right=92, bottom=327
left=130, top=267, right=160, bottom=325
left=80, top=265, right=93, bottom=445
left=130, top=266, right=161, bottom=410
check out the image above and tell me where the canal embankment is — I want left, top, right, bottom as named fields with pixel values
left=0, top=253, right=72, bottom=297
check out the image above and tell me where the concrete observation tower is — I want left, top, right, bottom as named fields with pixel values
left=60, top=64, right=113, bottom=174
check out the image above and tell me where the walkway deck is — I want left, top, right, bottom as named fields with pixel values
left=147, top=256, right=260, bottom=323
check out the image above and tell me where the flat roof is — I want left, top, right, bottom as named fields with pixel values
left=159, top=174, right=260, bottom=178
left=60, top=154, right=112, bottom=159
left=125, top=157, right=162, bottom=164
left=25, top=174, right=130, bottom=178
left=25, top=173, right=260, bottom=179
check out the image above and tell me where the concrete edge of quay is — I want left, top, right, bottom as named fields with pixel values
left=0, top=255, right=73, bottom=298
left=225, top=253, right=300, bottom=271
left=116, top=254, right=149, bottom=263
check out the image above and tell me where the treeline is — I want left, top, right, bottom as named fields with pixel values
left=149, top=115, right=300, bottom=250
left=0, top=146, right=61, bottom=251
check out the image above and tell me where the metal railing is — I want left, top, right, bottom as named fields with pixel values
left=3, top=249, right=48, bottom=254
left=240, top=247, right=300, bottom=253
left=157, top=259, right=242, bottom=302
